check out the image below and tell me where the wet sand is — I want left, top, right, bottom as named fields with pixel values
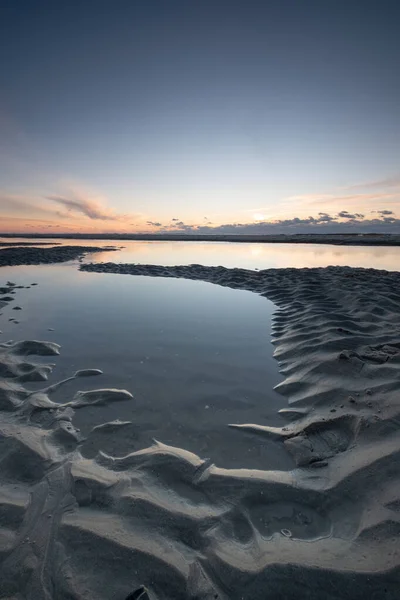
left=0, top=245, right=116, bottom=267
left=0, top=252, right=399, bottom=598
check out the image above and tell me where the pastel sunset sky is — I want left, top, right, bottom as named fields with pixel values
left=1, top=0, right=399, bottom=234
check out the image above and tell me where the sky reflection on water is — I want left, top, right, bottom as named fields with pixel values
left=2, top=238, right=400, bottom=271
left=0, top=263, right=290, bottom=470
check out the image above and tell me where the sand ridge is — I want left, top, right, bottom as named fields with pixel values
left=0, top=264, right=399, bottom=598
left=0, top=245, right=117, bottom=267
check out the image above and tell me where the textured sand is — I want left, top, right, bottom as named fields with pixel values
left=0, top=245, right=116, bottom=267
left=1, top=263, right=400, bottom=599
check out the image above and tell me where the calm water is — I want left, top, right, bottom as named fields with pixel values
left=1, top=237, right=400, bottom=270
left=0, top=263, right=290, bottom=470
left=2, top=238, right=396, bottom=469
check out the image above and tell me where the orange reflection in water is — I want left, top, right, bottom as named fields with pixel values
left=1, top=238, right=400, bottom=271
left=86, top=241, right=400, bottom=272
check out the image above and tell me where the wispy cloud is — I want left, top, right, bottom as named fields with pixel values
left=248, top=185, right=400, bottom=219
left=343, top=175, right=400, bottom=191
left=0, top=186, right=147, bottom=232
left=46, top=193, right=120, bottom=220
left=307, top=192, right=399, bottom=206
left=0, top=192, right=69, bottom=219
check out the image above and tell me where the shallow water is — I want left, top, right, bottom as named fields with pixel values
left=2, top=237, right=400, bottom=270
left=0, top=263, right=291, bottom=470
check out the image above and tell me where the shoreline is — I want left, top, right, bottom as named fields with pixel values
left=0, top=255, right=399, bottom=597
left=0, top=244, right=117, bottom=267
left=1, top=232, right=400, bottom=246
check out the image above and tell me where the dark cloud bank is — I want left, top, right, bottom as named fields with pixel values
left=157, top=210, right=400, bottom=235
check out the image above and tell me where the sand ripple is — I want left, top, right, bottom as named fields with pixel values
left=1, top=267, right=400, bottom=599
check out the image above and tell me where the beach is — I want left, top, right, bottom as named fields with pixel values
left=0, top=245, right=399, bottom=599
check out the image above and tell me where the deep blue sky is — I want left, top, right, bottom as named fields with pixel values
left=1, top=0, right=399, bottom=232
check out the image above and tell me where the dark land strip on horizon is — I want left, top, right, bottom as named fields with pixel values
left=1, top=232, right=400, bottom=246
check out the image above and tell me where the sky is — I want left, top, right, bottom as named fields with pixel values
left=0, top=0, right=399, bottom=234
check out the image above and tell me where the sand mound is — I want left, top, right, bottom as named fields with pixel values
left=0, top=266, right=399, bottom=598
left=0, top=245, right=117, bottom=267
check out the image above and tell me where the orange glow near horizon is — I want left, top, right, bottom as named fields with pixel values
left=1, top=182, right=399, bottom=235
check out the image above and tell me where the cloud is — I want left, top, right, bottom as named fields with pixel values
left=146, top=221, right=162, bottom=227
left=343, top=176, right=400, bottom=190
left=155, top=209, right=399, bottom=235
left=171, top=218, right=179, bottom=222
left=1, top=187, right=145, bottom=233
left=47, top=194, right=119, bottom=220
left=309, top=192, right=399, bottom=207
left=337, top=211, right=365, bottom=219
left=377, top=209, right=394, bottom=215
left=317, top=212, right=335, bottom=222
left=0, top=192, right=67, bottom=219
